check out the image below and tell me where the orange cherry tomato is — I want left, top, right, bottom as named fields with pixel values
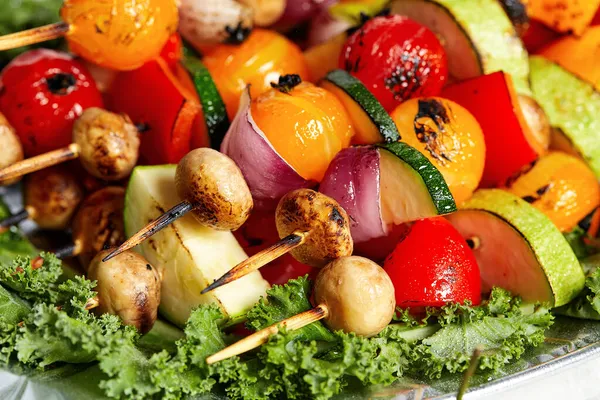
left=502, top=152, right=600, bottom=233
left=250, top=77, right=354, bottom=182
left=390, top=97, right=486, bottom=205
left=202, top=29, right=310, bottom=119
left=61, top=0, right=178, bottom=70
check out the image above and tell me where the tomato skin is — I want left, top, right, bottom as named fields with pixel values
left=339, top=15, right=447, bottom=112
left=0, top=49, right=104, bottom=156
left=383, top=217, right=481, bottom=310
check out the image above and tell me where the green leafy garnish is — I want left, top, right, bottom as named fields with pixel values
left=555, top=254, right=600, bottom=320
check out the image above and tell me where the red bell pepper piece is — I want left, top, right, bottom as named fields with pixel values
left=160, top=33, right=183, bottom=73
left=441, top=72, right=540, bottom=187
left=106, top=58, right=201, bottom=165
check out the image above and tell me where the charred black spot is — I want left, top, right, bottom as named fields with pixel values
left=224, top=22, right=252, bottom=45
left=135, top=122, right=150, bottom=133
left=329, top=206, right=345, bottom=227
left=46, top=73, right=77, bottom=96
left=504, top=159, right=538, bottom=188
left=413, top=99, right=456, bottom=163
left=384, top=53, right=424, bottom=103
left=498, top=0, right=529, bottom=33
left=522, top=195, right=537, bottom=203
left=536, top=184, right=552, bottom=196
left=578, top=208, right=598, bottom=232
left=271, top=74, right=302, bottom=94
left=146, top=264, right=152, bottom=270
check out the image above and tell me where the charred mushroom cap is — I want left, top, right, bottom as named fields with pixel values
left=73, top=108, right=139, bottom=181
left=175, top=148, right=253, bottom=231
left=24, top=165, right=84, bottom=230
left=0, top=112, right=24, bottom=185
left=275, top=189, right=353, bottom=267
left=72, top=186, right=126, bottom=270
left=314, top=256, right=395, bottom=337
left=88, top=249, right=162, bottom=334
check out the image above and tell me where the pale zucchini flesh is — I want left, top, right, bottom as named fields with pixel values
left=124, top=165, right=270, bottom=327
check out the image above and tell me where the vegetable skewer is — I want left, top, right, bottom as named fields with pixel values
left=0, top=108, right=139, bottom=184
left=52, top=187, right=126, bottom=269
left=0, top=112, right=24, bottom=185
left=102, top=148, right=252, bottom=262
left=0, top=0, right=178, bottom=71
left=26, top=249, right=161, bottom=334
left=206, top=256, right=395, bottom=364
left=202, top=188, right=353, bottom=293
left=0, top=166, right=83, bottom=233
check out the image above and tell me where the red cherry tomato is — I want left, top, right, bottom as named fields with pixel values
left=0, top=49, right=104, bottom=156
left=234, top=211, right=317, bottom=286
left=383, top=217, right=481, bottom=310
left=339, top=15, right=448, bottom=112
left=160, top=33, right=183, bottom=72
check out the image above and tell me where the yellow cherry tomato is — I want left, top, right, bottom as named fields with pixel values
left=390, top=97, right=486, bottom=205
left=502, top=152, right=600, bottom=232
left=251, top=79, right=354, bottom=182
left=61, top=0, right=178, bottom=70
left=203, top=29, right=310, bottom=119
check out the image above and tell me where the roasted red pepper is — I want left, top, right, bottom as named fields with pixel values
left=383, top=217, right=481, bottom=310
left=0, top=49, right=103, bottom=156
left=106, top=58, right=203, bottom=165
left=442, top=71, right=541, bottom=188
left=160, top=33, right=183, bottom=72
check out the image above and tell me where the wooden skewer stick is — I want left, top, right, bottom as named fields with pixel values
left=206, top=304, right=329, bottom=365
left=201, top=230, right=308, bottom=294
left=102, top=201, right=194, bottom=262
left=0, top=22, right=70, bottom=51
left=0, top=206, right=36, bottom=234
left=0, top=144, right=79, bottom=183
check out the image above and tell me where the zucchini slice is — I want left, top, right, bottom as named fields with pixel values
left=321, top=69, right=400, bottom=145
left=379, top=142, right=456, bottom=217
left=124, top=165, right=269, bottom=327
left=529, top=56, right=600, bottom=179
left=389, top=0, right=530, bottom=94
left=447, top=189, right=585, bottom=307
left=183, top=56, right=230, bottom=150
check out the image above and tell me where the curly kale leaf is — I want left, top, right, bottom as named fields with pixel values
left=246, top=276, right=335, bottom=343
left=0, top=253, right=63, bottom=303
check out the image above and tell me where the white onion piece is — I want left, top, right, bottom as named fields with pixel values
left=319, top=146, right=386, bottom=244
left=221, top=89, right=314, bottom=210
left=307, top=8, right=351, bottom=47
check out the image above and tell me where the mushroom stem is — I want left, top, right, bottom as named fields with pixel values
left=0, top=206, right=35, bottom=233
left=0, top=22, right=70, bottom=51
left=206, top=304, right=329, bottom=365
left=0, top=143, right=80, bottom=183
left=102, top=200, right=194, bottom=262
left=201, top=230, right=309, bottom=294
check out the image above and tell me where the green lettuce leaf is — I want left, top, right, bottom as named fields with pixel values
left=246, top=276, right=335, bottom=343
left=409, top=288, right=554, bottom=379
left=0, top=253, right=62, bottom=303
left=555, top=254, right=600, bottom=320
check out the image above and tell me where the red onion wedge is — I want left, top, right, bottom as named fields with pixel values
left=221, top=88, right=314, bottom=211
left=319, top=146, right=385, bottom=244
left=307, top=8, right=352, bottom=47
left=320, top=144, right=456, bottom=260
